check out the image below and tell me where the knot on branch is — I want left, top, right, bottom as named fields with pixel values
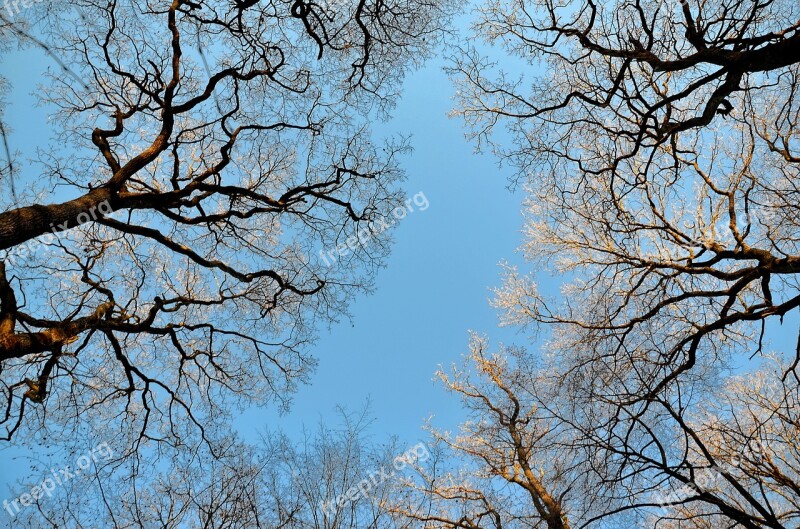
left=290, top=0, right=324, bottom=59
left=23, top=378, right=45, bottom=403
left=290, top=0, right=309, bottom=18
left=716, top=98, right=734, bottom=117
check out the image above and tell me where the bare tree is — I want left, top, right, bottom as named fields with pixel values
left=6, top=408, right=417, bottom=529
left=389, top=336, right=579, bottom=529
left=389, top=1, right=800, bottom=527
left=0, top=0, right=452, bottom=454
left=391, top=337, right=800, bottom=528
left=448, top=0, right=800, bottom=399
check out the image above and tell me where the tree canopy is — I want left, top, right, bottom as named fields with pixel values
left=407, top=0, right=800, bottom=527
left=2, top=0, right=800, bottom=528
left=0, top=0, right=451, bottom=461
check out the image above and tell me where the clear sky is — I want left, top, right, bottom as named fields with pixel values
left=248, top=52, right=529, bottom=444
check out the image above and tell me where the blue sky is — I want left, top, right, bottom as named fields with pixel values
left=249, top=56, right=529, bottom=443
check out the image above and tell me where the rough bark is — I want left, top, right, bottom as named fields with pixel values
left=0, top=187, right=116, bottom=251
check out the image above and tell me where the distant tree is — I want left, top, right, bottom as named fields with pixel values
left=391, top=0, right=800, bottom=527
left=0, top=0, right=451, bottom=453
left=8, top=408, right=414, bottom=529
